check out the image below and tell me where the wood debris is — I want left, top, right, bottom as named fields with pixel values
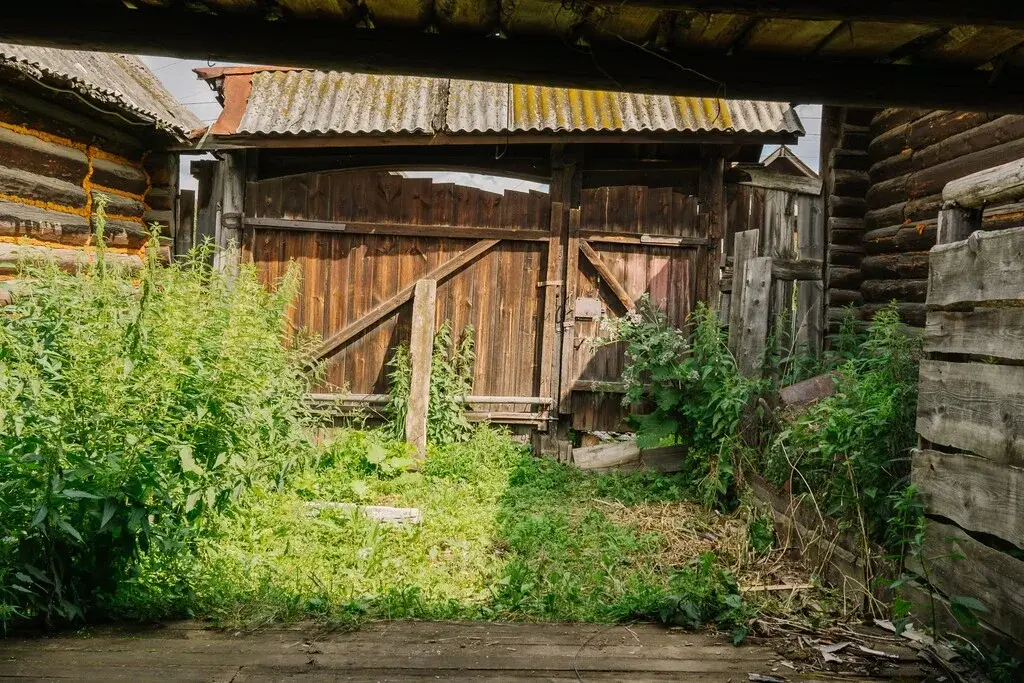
left=304, top=501, right=422, bottom=524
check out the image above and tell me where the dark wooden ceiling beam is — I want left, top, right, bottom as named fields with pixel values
left=4, top=1, right=1024, bottom=113
left=591, top=2, right=1024, bottom=28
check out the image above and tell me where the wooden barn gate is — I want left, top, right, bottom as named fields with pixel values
left=239, top=168, right=717, bottom=434
left=910, top=158, right=1024, bottom=652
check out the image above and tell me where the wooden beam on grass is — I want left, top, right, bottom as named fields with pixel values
left=578, top=240, right=635, bottom=313
left=315, top=239, right=498, bottom=360
left=406, top=279, right=436, bottom=460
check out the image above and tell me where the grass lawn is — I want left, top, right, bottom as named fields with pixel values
left=115, top=427, right=820, bottom=633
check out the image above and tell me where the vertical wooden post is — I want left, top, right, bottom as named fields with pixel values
left=558, top=207, right=581, bottom=415
left=697, top=149, right=726, bottom=308
left=796, top=195, right=825, bottom=358
left=175, top=189, right=196, bottom=259
left=764, top=190, right=796, bottom=358
left=214, top=150, right=246, bottom=276
left=937, top=204, right=983, bottom=245
left=407, top=278, right=437, bottom=460
left=736, top=256, right=773, bottom=377
left=727, top=229, right=761, bottom=356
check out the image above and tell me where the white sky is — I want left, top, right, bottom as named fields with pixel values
left=138, top=56, right=823, bottom=192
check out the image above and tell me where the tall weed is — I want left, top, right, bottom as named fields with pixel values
left=0, top=218, right=320, bottom=625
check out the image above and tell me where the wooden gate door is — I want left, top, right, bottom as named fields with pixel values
left=561, top=186, right=712, bottom=432
left=242, top=170, right=554, bottom=426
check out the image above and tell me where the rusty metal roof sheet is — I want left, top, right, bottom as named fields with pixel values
left=0, top=44, right=202, bottom=139
left=231, top=69, right=803, bottom=139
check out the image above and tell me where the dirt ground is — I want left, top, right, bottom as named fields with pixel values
left=0, top=619, right=939, bottom=682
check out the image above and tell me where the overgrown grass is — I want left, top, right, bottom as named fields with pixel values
left=109, top=425, right=751, bottom=637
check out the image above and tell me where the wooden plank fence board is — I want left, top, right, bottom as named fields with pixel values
left=928, top=226, right=1024, bottom=308
left=916, top=360, right=1024, bottom=466
left=908, top=519, right=1024, bottom=644
left=924, top=308, right=1024, bottom=360
left=912, top=448, right=1024, bottom=550
left=735, top=256, right=772, bottom=377
left=727, top=230, right=760, bottom=356
left=796, top=194, right=824, bottom=357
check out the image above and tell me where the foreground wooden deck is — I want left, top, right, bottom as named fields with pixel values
left=0, top=620, right=935, bottom=681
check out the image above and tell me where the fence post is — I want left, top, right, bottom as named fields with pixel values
left=407, top=278, right=437, bottom=460
left=736, top=256, right=773, bottom=377
left=937, top=204, right=982, bottom=245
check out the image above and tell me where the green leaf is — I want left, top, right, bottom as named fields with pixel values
left=31, top=505, right=47, bottom=526
left=61, top=489, right=102, bottom=499
left=57, top=519, right=84, bottom=543
left=365, top=443, right=387, bottom=465
left=950, top=595, right=989, bottom=614
left=100, top=501, right=116, bottom=530
left=350, top=480, right=369, bottom=498
left=179, top=445, right=204, bottom=476
left=185, top=490, right=203, bottom=513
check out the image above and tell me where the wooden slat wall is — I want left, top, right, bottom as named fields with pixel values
left=912, top=224, right=1024, bottom=652
left=247, top=170, right=549, bottom=408
left=570, top=185, right=702, bottom=431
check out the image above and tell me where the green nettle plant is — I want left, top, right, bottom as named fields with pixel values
left=386, top=322, right=475, bottom=446
left=762, top=303, right=922, bottom=549
left=609, top=299, right=757, bottom=508
left=0, top=202, right=321, bottom=626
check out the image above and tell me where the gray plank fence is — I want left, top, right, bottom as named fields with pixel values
left=911, top=157, right=1024, bottom=651
left=721, top=180, right=825, bottom=376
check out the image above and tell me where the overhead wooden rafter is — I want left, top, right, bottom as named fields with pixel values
left=6, top=1, right=1024, bottom=112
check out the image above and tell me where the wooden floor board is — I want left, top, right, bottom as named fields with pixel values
left=0, top=620, right=935, bottom=682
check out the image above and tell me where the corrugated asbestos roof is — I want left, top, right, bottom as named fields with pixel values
left=231, top=69, right=803, bottom=138
left=0, top=44, right=202, bottom=139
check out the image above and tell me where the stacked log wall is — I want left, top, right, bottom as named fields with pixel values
left=821, top=106, right=877, bottom=335
left=861, top=108, right=1024, bottom=327
left=0, top=84, right=177, bottom=274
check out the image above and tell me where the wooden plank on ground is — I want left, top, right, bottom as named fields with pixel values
left=912, top=448, right=1024, bottom=550
left=916, top=360, right=1024, bottom=466
left=572, top=440, right=640, bottom=469
left=406, top=279, right=436, bottom=460
left=304, top=502, right=423, bottom=525
left=924, top=308, right=1024, bottom=361
left=927, top=226, right=1024, bottom=308
left=578, top=240, right=634, bottom=313
left=735, top=256, right=772, bottom=377
left=315, top=239, right=498, bottom=360
left=727, top=229, right=760, bottom=356
left=908, top=519, right=1024, bottom=644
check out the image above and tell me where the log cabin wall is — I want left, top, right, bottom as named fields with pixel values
left=820, top=106, right=875, bottom=336
left=0, top=83, right=179, bottom=273
left=840, top=108, right=1024, bottom=328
